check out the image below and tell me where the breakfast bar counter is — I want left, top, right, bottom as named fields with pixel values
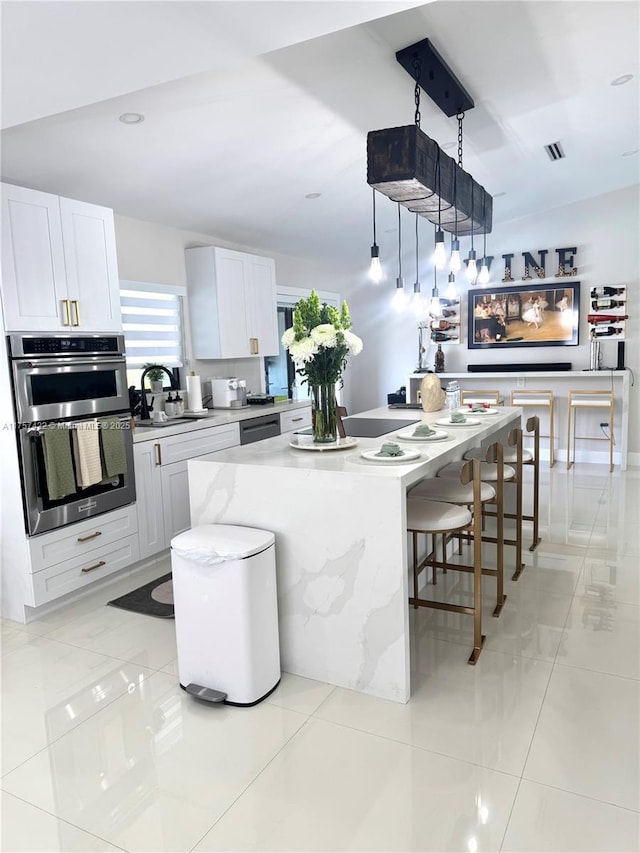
left=187, top=406, right=521, bottom=703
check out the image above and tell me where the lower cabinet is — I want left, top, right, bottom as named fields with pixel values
left=279, top=405, right=312, bottom=433
left=134, top=422, right=240, bottom=559
left=26, top=504, right=139, bottom=607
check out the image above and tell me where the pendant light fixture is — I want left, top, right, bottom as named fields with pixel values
left=446, top=271, right=457, bottom=299
left=477, top=194, right=490, bottom=286
left=412, top=212, right=423, bottom=317
left=430, top=253, right=442, bottom=319
left=433, top=150, right=446, bottom=269
left=367, top=39, right=493, bottom=236
left=466, top=181, right=478, bottom=284
left=449, top=115, right=464, bottom=274
left=369, top=188, right=382, bottom=283
left=392, top=204, right=407, bottom=311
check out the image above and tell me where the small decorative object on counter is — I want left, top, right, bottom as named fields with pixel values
left=445, top=380, right=461, bottom=411
left=143, top=363, right=168, bottom=394
left=174, top=392, right=185, bottom=417
left=420, top=372, right=446, bottom=412
left=165, top=393, right=176, bottom=418
left=434, top=343, right=445, bottom=373
left=281, top=290, right=363, bottom=443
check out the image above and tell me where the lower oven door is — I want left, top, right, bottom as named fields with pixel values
left=19, top=412, right=136, bottom=536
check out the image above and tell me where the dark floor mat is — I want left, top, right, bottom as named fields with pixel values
left=107, top=572, right=174, bottom=618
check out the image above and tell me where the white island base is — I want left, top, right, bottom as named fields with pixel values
left=187, top=406, right=521, bottom=703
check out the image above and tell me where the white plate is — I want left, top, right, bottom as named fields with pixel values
left=459, top=406, right=498, bottom=415
left=435, top=417, right=482, bottom=427
left=360, top=448, right=422, bottom=463
left=289, top=435, right=358, bottom=452
left=395, top=429, right=449, bottom=442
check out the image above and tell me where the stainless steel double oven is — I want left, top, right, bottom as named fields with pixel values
left=7, top=333, right=135, bottom=536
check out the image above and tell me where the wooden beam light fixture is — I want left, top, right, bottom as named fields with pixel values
left=367, top=39, right=492, bottom=237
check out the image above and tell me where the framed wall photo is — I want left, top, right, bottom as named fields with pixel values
left=467, top=282, right=580, bottom=349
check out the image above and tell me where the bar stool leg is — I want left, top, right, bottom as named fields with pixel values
left=493, top=445, right=506, bottom=617
left=511, top=430, right=525, bottom=581
left=470, top=478, right=484, bottom=664
left=549, top=397, right=555, bottom=467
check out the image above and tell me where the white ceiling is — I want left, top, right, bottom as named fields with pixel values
left=1, top=0, right=639, bottom=272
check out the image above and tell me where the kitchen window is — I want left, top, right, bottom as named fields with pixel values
left=120, top=281, right=185, bottom=388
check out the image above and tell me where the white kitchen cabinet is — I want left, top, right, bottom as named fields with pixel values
left=186, top=245, right=279, bottom=359
left=279, top=405, right=312, bottom=433
left=1, top=182, right=121, bottom=332
left=134, top=422, right=240, bottom=560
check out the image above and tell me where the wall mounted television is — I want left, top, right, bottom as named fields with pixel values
left=467, top=282, right=580, bottom=350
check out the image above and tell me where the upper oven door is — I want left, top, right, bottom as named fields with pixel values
left=11, top=356, right=128, bottom=423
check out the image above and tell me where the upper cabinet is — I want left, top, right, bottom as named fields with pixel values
left=1, top=183, right=121, bottom=332
left=186, top=246, right=279, bottom=359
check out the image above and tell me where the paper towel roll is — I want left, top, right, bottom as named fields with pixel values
left=186, top=373, right=203, bottom=412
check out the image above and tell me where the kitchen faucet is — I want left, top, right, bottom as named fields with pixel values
left=139, top=365, right=178, bottom=420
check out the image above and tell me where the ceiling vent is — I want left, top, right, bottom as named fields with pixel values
left=545, top=141, right=565, bottom=161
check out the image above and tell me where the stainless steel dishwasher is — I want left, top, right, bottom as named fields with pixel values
left=239, top=413, right=281, bottom=445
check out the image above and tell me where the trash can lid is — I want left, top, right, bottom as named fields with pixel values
left=170, top=524, right=275, bottom=564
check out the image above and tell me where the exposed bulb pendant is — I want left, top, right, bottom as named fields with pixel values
left=466, top=248, right=478, bottom=283
left=430, top=227, right=441, bottom=317
left=412, top=213, right=423, bottom=317
left=369, top=188, right=382, bottom=283
left=433, top=152, right=446, bottom=269
left=434, top=230, right=446, bottom=269
left=450, top=238, right=462, bottom=273
left=477, top=195, right=490, bottom=286
left=446, top=272, right=457, bottom=299
left=392, top=204, right=406, bottom=310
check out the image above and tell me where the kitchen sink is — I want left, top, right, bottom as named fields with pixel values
left=135, top=417, right=204, bottom=428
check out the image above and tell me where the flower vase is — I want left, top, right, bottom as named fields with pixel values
left=310, top=382, right=337, bottom=443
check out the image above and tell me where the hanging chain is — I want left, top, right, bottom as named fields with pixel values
left=413, top=58, right=421, bottom=128
left=457, top=112, right=465, bottom=168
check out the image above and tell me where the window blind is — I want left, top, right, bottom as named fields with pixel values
left=120, top=285, right=184, bottom=368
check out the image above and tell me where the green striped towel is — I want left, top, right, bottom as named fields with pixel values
left=42, top=426, right=76, bottom=500
left=99, top=416, right=127, bottom=478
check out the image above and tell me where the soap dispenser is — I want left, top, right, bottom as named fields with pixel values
left=165, top=393, right=176, bottom=418
left=174, top=392, right=184, bottom=417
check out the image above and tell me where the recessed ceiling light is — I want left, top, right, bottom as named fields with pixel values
left=441, top=142, right=456, bottom=150
left=622, top=149, right=639, bottom=157
left=611, top=74, right=633, bottom=86
left=119, top=112, right=145, bottom=124
left=384, top=228, right=398, bottom=234
left=305, top=192, right=322, bottom=199
left=493, top=191, right=507, bottom=198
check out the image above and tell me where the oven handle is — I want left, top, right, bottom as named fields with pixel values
left=14, top=356, right=126, bottom=370
left=27, top=415, right=131, bottom=438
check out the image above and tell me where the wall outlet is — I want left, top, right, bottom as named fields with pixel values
left=516, top=375, right=526, bottom=388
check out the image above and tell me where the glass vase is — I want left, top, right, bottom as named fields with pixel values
left=310, top=382, right=337, bottom=443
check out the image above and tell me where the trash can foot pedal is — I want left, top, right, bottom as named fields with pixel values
left=184, top=683, right=228, bottom=703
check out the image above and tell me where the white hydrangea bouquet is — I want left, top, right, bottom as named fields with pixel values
left=281, top=290, right=363, bottom=442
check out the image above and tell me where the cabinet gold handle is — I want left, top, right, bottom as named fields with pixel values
left=63, top=299, right=72, bottom=326
left=71, top=300, right=80, bottom=326
left=77, top=530, right=102, bottom=543
left=81, top=560, right=106, bottom=574
left=154, top=443, right=162, bottom=466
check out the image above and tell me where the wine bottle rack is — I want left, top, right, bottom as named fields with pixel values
left=428, top=296, right=461, bottom=344
left=587, top=285, right=627, bottom=341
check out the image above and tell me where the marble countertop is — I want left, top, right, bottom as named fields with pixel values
left=190, top=405, right=522, bottom=485
left=132, top=399, right=310, bottom=443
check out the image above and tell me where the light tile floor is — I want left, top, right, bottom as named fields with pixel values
left=1, top=463, right=639, bottom=851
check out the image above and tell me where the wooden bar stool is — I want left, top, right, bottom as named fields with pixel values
left=567, top=390, right=614, bottom=472
left=460, top=389, right=504, bottom=406
left=407, top=459, right=486, bottom=664
left=408, top=442, right=507, bottom=617
left=510, top=389, right=555, bottom=466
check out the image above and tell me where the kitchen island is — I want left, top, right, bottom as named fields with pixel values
left=187, top=406, right=521, bottom=703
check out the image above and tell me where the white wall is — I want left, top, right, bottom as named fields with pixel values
left=344, top=186, right=639, bottom=453
left=114, top=214, right=357, bottom=397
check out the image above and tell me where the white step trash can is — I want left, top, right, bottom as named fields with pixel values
left=171, top=524, right=281, bottom=706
